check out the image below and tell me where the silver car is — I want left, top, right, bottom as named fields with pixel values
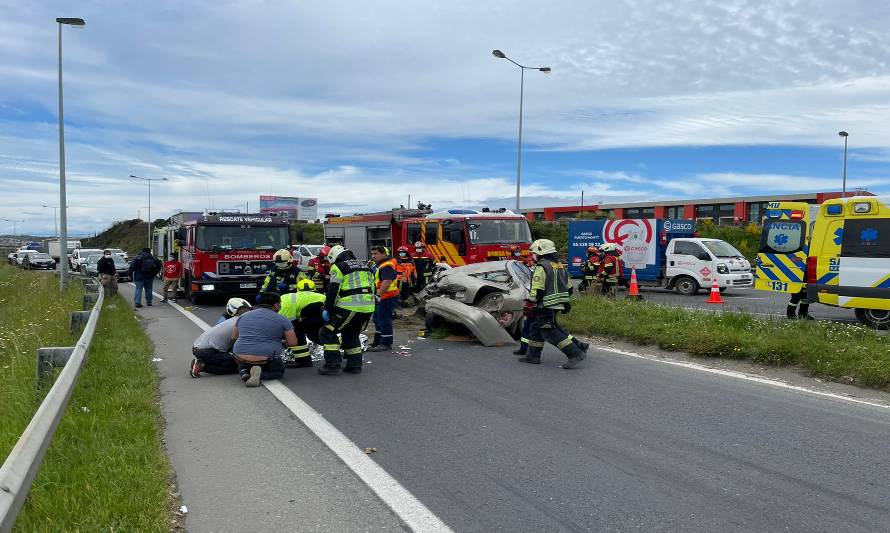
left=82, top=254, right=131, bottom=280
left=419, top=260, right=531, bottom=346
left=22, top=252, right=56, bottom=270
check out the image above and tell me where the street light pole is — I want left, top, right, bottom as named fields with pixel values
left=492, top=49, right=551, bottom=213
left=56, top=16, right=85, bottom=290
left=838, top=131, right=849, bottom=196
left=42, top=205, right=59, bottom=237
left=130, top=174, right=168, bottom=249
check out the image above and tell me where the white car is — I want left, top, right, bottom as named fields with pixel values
left=293, top=244, right=324, bottom=265
left=70, top=248, right=104, bottom=270
left=13, top=250, right=38, bottom=267
left=108, top=248, right=128, bottom=261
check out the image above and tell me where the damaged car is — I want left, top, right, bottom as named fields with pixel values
left=418, top=260, right=531, bottom=346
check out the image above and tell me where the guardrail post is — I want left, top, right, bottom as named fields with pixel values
left=81, top=293, right=97, bottom=311
left=35, top=347, right=74, bottom=392
left=69, top=311, right=91, bottom=333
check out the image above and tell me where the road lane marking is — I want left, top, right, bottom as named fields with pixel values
left=265, top=381, right=454, bottom=533
left=594, top=345, right=890, bottom=411
left=139, top=285, right=453, bottom=533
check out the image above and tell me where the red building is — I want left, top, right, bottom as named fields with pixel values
left=520, top=191, right=870, bottom=224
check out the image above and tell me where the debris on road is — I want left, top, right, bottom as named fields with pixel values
left=364, top=447, right=377, bottom=454
left=152, top=357, right=164, bottom=362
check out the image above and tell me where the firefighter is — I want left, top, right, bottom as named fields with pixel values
left=395, top=245, right=417, bottom=306
left=411, top=241, right=433, bottom=292
left=578, top=245, right=602, bottom=293
left=307, top=245, right=331, bottom=292
left=510, top=245, right=533, bottom=266
left=599, top=243, right=622, bottom=297
left=518, top=239, right=587, bottom=369
left=369, top=246, right=400, bottom=351
left=278, top=279, right=326, bottom=368
left=787, top=287, right=814, bottom=320
left=318, top=245, right=375, bottom=375
left=260, top=249, right=301, bottom=297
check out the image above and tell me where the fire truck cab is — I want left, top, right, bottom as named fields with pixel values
left=156, top=212, right=291, bottom=303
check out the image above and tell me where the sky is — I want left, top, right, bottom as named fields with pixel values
left=2, top=0, right=890, bottom=236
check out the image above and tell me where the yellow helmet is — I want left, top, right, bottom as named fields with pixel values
left=297, top=279, right=316, bottom=291
left=530, top=239, right=557, bottom=256
left=273, top=249, right=293, bottom=269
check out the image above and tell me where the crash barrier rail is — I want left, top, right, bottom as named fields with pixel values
left=0, top=276, right=104, bottom=533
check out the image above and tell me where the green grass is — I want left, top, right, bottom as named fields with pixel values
left=0, top=265, right=172, bottom=531
left=561, top=296, right=890, bottom=389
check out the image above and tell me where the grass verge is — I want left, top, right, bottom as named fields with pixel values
left=0, top=265, right=172, bottom=531
left=561, top=296, right=890, bottom=389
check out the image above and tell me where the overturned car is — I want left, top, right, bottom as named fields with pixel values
left=418, top=260, right=532, bottom=346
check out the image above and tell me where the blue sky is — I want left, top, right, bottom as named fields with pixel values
left=1, top=0, right=890, bottom=235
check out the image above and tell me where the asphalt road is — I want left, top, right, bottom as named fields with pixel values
left=172, top=296, right=890, bottom=532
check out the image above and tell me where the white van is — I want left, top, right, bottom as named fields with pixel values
left=70, top=248, right=104, bottom=270
left=662, top=238, right=753, bottom=295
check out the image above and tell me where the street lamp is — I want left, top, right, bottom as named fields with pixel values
left=1, top=219, right=24, bottom=238
left=42, top=205, right=61, bottom=238
left=56, top=16, right=85, bottom=290
left=492, top=49, right=551, bottom=213
left=838, top=131, right=849, bottom=196
left=130, top=174, right=168, bottom=249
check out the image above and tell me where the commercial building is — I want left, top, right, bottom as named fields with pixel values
left=520, top=190, right=870, bottom=224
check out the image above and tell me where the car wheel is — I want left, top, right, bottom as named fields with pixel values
left=855, top=308, right=890, bottom=330
left=674, top=277, right=700, bottom=296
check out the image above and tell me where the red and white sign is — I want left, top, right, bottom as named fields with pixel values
left=603, top=219, right=656, bottom=268
left=700, top=266, right=711, bottom=277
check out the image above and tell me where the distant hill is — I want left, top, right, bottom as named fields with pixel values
left=81, top=219, right=152, bottom=254
left=80, top=218, right=325, bottom=255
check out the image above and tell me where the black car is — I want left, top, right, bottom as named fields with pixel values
left=22, top=252, right=56, bottom=270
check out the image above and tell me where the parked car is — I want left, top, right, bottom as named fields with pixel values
left=108, top=248, right=128, bottom=261
left=22, top=252, right=56, bottom=270
left=292, top=244, right=324, bottom=265
left=13, top=250, right=38, bottom=267
left=7, top=251, right=17, bottom=265
left=418, top=259, right=531, bottom=346
left=70, top=248, right=103, bottom=271
left=82, top=253, right=130, bottom=280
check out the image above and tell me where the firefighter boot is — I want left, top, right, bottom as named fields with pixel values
left=343, top=353, right=363, bottom=374
left=786, top=305, right=797, bottom=319
left=317, top=349, right=342, bottom=375
left=518, top=345, right=542, bottom=364
left=561, top=343, right=587, bottom=370
left=513, top=341, right=528, bottom=355
left=798, top=304, right=814, bottom=320
left=574, top=338, right=590, bottom=353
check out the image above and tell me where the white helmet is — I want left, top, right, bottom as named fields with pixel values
left=226, top=297, right=252, bottom=316
left=272, top=249, right=293, bottom=269
left=600, top=242, right=618, bottom=253
left=530, top=239, right=557, bottom=256
left=327, top=244, right=346, bottom=262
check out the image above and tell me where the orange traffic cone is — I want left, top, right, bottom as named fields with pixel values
left=627, top=266, right=642, bottom=299
left=706, top=276, right=724, bottom=304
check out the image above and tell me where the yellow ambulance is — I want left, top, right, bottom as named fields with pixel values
left=754, top=201, right=819, bottom=294
left=806, top=195, right=890, bottom=329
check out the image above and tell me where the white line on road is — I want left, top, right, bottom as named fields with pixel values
left=140, top=286, right=453, bottom=533
left=596, top=345, right=890, bottom=411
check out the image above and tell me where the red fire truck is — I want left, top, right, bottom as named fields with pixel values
left=155, top=212, right=291, bottom=302
left=324, top=207, right=532, bottom=265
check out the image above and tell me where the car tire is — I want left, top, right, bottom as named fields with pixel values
left=855, top=308, right=890, bottom=330
left=674, top=277, right=700, bottom=296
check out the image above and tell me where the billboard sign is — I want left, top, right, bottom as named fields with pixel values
left=259, top=196, right=318, bottom=221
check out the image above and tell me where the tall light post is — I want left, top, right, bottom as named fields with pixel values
left=42, top=205, right=60, bottom=238
left=492, top=49, right=551, bottom=213
left=56, top=16, right=85, bottom=289
left=130, top=174, right=168, bottom=249
left=838, top=131, right=849, bottom=196
left=2, top=219, right=24, bottom=238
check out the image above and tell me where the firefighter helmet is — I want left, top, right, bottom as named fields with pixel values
left=397, top=245, right=410, bottom=257
left=273, top=249, right=293, bottom=269
left=414, top=241, right=424, bottom=248
left=530, top=239, right=557, bottom=256
left=587, top=245, right=599, bottom=254
left=297, top=279, right=316, bottom=291
left=327, top=245, right=345, bottom=262
left=225, top=297, right=251, bottom=317
left=319, top=245, right=331, bottom=258
left=600, top=242, right=618, bottom=253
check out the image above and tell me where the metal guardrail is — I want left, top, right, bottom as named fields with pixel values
left=0, top=278, right=104, bottom=532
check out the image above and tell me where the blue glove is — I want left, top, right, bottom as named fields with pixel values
left=277, top=282, right=287, bottom=291
left=322, top=309, right=330, bottom=322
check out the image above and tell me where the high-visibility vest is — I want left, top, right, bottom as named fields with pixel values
left=279, top=291, right=326, bottom=321
left=397, top=258, right=416, bottom=283
left=375, top=259, right=400, bottom=300
left=532, top=259, right=571, bottom=310
left=330, top=259, right=375, bottom=312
